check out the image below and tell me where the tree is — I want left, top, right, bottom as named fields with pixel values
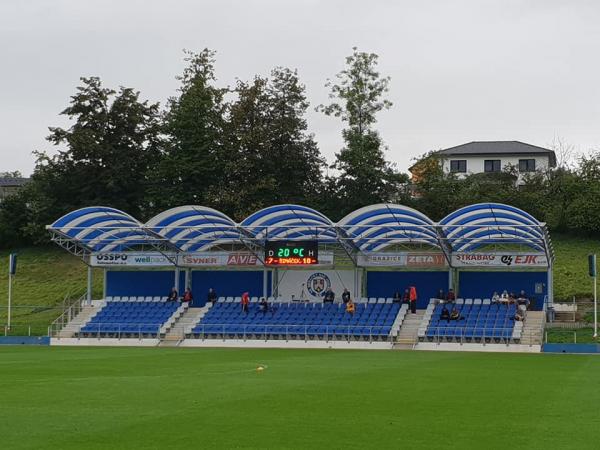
left=0, top=190, right=31, bottom=247
left=318, top=48, right=404, bottom=217
left=223, top=68, right=325, bottom=218
left=148, top=49, right=229, bottom=212
left=25, top=76, right=161, bottom=241
left=0, top=171, right=23, bottom=178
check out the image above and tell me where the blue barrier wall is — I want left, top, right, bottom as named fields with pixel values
left=366, top=271, right=449, bottom=309
left=543, top=343, right=600, bottom=354
left=191, top=271, right=271, bottom=307
left=458, top=271, right=547, bottom=310
left=106, top=271, right=185, bottom=298
left=0, top=336, right=50, bottom=345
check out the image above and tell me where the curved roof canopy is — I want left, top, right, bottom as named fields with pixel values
left=338, top=204, right=439, bottom=252
left=146, top=206, right=240, bottom=252
left=241, top=204, right=337, bottom=243
left=48, top=203, right=552, bottom=260
left=439, top=203, right=546, bottom=252
left=49, top=206, right=167, bottom=252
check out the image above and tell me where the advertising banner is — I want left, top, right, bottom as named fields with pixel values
left=91, top=252, right=174, bottom=267
left=276, top=269, right=359, bottom=302
left=451, top=253, right=548, bottom=268
left=91, top=251, right=334, bottom=268
left=357, top=252, right=447, bottom=268
left=180, top=252, right=262, bottom=267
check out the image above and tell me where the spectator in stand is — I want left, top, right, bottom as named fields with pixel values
left=183, top=287, right=193, bottom=304
left=441, top=305, right=450, bottom=322
left=500, top=290, right=509, bottom=302
left=345, top=299, right=355, bottom=315
left=509, top=292, right=517, bottom=304
left=515, top=308, right=525, bottom=321
left=259, top=297, right=269, bottom=313
left=323, top=287, right=335, bottom=304
left=436, top=289, right=445, bottom=301
left=402, top=288, right=410, bottom=307
left=167, top=287, right=178, bottom=302
left=450, top=306, right=461, bottom=321
left=342, top=288, right=351, bottom=304
left=207, top=288, right=217, bottom=305
left=393, top=291, right=402, bottom=304
left=241, top=292, right=250, bottom=313
left=491, top=291, right=500, bottom=303
left=409, top=286, right=418, bottom=314
left=517, top=290, right=530, bottom=308
left=446, top=289, right=456, bottom=303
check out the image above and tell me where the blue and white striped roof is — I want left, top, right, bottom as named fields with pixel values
left=49, top=202, right=550, bottom=255
left=49, top=206, right=162, bottom=252
left=240, top=204, right=337, bottom=243
left=439, top=203, right=546, bottom=252
left=338, top=204, right=439, bottom=252
left=145, top=206, right=240, bottom=252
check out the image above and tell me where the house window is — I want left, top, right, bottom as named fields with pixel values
left=484, top=159, right=501, bottom=173
left=450, top=160, right=467, bottom=173
left=519, top=159, right=536, bottom=172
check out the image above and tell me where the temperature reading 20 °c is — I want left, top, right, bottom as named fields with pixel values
left=277, top=248, right=304, bottom=258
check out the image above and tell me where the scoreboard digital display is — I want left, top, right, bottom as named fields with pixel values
left=264, top=241, right=318, bottom=265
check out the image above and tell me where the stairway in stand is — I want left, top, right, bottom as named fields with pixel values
left=520, top=311, right=545, bottom=346
left=56, top=302, right=105, bottom=338
left=394, top=310, right=425, bottom=350
left=158, top=305, right=210, bottom=347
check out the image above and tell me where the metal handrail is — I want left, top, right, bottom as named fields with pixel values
left=187, top=323, right=394, bottom=343
left=424, top=325, right=525, bottom=344
left=77, top=322, right=162, bottom=340
left=48, top=292, right=87, bottom=337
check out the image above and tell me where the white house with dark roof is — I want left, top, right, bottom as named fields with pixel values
left=410, top=141, right=556, bottom=186
left=0, top=177, right=29, bottom=202
left=437, top=141, right=556, bottom=179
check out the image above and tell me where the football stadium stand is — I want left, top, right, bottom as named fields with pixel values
left=46, top=202, right=551, bottom=351
left=187, top=298, right=408, bottom=341
left=418, top=299, right=523, bottom=343
left=79, top=298, right=185, bottom=337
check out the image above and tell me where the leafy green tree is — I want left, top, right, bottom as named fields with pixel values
left=223, top=68, right=325, bottom=218
left=318, top=48, right=405, bottom=216
left=0, top=171, right=23, bottom=178
left=0, top=190, right=31, bottom=247
left=24, top=77, right=161, bottom=241
left=148, top=49, right=229, bottom=213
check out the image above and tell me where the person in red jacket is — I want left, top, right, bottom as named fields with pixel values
left=241, top=292, right=250, bottom=313
left=409, top=286, right=417, bottom=314
left=183, top=287, right=193, bottom=304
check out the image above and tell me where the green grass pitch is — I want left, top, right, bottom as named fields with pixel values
left=1, top=347, right=599, bottom=449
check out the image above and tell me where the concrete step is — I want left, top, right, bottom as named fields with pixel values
left=56, top=304, right=104, bottom=338
left=158, top=339, right=181, bottom=347
left=163, top=306, right=209, bottom=339
left=396, top=311, right=426, bottom=343
left=393, top=343, right=414, bottom=350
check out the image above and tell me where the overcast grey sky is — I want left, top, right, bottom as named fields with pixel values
left=1, top=0, right=599, bottom=176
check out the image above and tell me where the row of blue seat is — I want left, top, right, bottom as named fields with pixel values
left=191, top=324, right=393, bottom=337
left=80, top=301, right=179, bottom=336
left=191, top=302, right=402, bottom=340
left=81, top=324, right=161, bottom=334
left=425, top=303, right=517, bottom=342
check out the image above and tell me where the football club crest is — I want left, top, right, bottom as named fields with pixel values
left=307, top=272, right=331, bottom=298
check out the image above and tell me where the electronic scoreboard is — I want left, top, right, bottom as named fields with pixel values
left=264, top=241, right=318, bottom=265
